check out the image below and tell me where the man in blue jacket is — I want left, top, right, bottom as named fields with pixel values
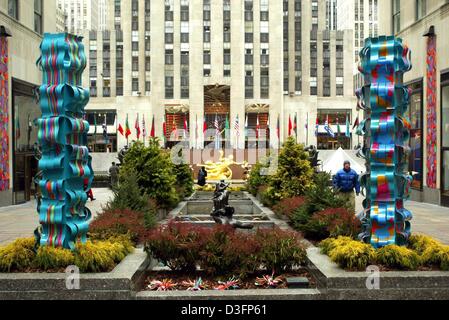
left=333, top=160, right=360, bottom=214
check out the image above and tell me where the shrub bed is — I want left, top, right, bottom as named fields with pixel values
left=319, top=235, right=449, bottom=271
left=0, top=237, right=133, bottom=273
left=145, top=222, right=306, bottom=278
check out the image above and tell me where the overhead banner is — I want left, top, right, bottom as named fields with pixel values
left=0, top=37, right=9, bottom=192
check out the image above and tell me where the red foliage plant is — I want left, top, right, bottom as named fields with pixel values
left=89, top=209, right=148, bottom=244
left=272, top=196, right=306, bottom=219
left=310, top=207, right=361, bottom=239
left=144, top=221, right=307, bottom=277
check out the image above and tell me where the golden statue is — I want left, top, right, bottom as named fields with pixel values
left=200, top=150, right=248, bottom=181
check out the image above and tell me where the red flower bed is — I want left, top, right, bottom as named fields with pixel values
left=305, top=207, right=361, bottom=240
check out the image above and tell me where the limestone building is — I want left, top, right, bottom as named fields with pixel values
left=57, top=0, right=100, bottom=34
left=0, top=0, right=56, bottom=206
left=379, top=0, right=449, bottom=206
left=81, top=0, right=356, bottom=173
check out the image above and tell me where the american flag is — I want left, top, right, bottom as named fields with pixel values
left=214, top=114, right=220, bottom=135
left=324, top=115, right=335, bottom=138
left=234, top=115, right=240, bottom=137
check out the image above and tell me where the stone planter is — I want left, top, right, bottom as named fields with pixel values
left=306, top=246, right=449, bottom=300
left=0, top=249, right=151, bottom=300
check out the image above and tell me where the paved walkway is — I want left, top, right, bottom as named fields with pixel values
left=0, top=188, right=113, bottom=246
left=0, top=189, right=448, bottom=246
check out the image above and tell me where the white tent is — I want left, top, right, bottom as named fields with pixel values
left=321, top=147, right=366, bottom=175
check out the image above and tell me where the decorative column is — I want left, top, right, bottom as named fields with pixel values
left=357, top=36, right=413, bottom=248
left=36, top=33, right=93, bottom=250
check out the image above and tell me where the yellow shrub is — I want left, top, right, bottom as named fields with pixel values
left=0, top=238, right=36, bottom=272
left=409, top=234, right=441, bottom=254
left=319, top=236, right=354, bottom=255
left=328, top=240, right=375, bottom=270
left=34, top=246, right=75, bottom=270
left=376, top=245, right=421, bottom=270
left=74, top=239, right=133, bottom=273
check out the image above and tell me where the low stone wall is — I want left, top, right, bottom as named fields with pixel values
left=0, top=249, right=151, bottom=300
left=306, top=246, right=449, bottom=300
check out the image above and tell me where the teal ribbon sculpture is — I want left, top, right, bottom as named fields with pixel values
left=35, top=33, right=93, bottom=250
left=356, top=36, right=413, bottom=248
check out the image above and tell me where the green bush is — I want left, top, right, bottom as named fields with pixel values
left=173, top=162, right=194, bottom=199
left=0, top=238, right=36, bottom=272
left=247, top=157, right=272, bottom=196
left=254, top=228, right=307, bottom=274
left=376, top=245, right=421, bottom=270
left=319, top=236, right=354, bottom=255
left=290, top=172, right=347, bottom=232
left=121, top=140, right=180, bottom=209
left=262, top=137, right=314, bottom=205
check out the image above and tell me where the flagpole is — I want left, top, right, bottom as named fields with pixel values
left=295, top=112, right=298, bottom=143
left=305, top=112, right=309, bottom=146
left=126, top=113, right=129, bottom=147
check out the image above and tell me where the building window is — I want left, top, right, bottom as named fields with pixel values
left=415, top=0, right=426, bottom=21
left=392, top=0, right=400, bottom=34
left=34, top=0, right=43, bottom=34
left=8, top=0, right=19, bottom=20
left=408, top=80, right=423, bottom=189
left=86, top=111, right=118, bottom=153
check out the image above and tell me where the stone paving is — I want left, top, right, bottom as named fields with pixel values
left=0, top=188, right=448, bottom=246
left=0, top=188, right=113, bottom=246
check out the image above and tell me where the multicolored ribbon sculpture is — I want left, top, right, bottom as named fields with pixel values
left=36, top=33, right=93, bottom=250
left=357, top=36, right=413, bottom=248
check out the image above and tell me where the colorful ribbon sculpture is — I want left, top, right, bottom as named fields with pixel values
left=357, top=36, right=413, bottom=248
left=35, top=33, right=93, bottom=250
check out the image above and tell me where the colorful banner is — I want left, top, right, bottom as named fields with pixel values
left=426, top=35, right=437, bottom=189
left=0, top=37, right=9, bottom=192
left=357, top=36, right=413, bottom=248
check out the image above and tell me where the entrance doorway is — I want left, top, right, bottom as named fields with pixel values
left=204, top=85, right=231, bottom=149
left=440, top=72, right=449, bottom=206
left=12, top=78, right=40, bottom=204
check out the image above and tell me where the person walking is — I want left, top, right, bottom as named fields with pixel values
left=332, top=160, right=360, bottom=213
left=197, top=166, right=208, bottom=186
left=84, top=178, right=95, bottom=201
left=109, top=162, right=120, bottom=188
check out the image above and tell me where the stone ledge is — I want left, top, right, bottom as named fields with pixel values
left=0, top=248, right=150, bottom=300
left=306, top=246, right=449, bottom=298
left=135, top=288, right=322, bottom=300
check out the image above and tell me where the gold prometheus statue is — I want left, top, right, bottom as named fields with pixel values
left=199, top=150, right=248, bottom=180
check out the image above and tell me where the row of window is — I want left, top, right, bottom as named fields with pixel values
left=393, top=0, right=427, bottom=34
left=7, top=0, right=42, bottom=34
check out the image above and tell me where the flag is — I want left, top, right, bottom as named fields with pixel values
left=195, top=115, right=199, bottom=148
left=276, top=114, right=280, bottom=139
left=163, top=118, right=167, bottom=140
left=172, top=117, right=178, bottom=136
left=336, top=117, right=341, bottom=135
left=315, top=117, right=319, bottom=137
left=142, top=115, right=147, bottom=140
left=135, top=113, right=141, bottom=140
left=324, top=115, right=335, bottom=138
left=234, top=115, right=240, bottom=137
left=345, top=114, right=350, bottom=138
left=293, top=113, right=298, bottom=136
left=125, top=114, right=131, bottom=139
left=214, top=114, right=220, bottom=150
left=352, top=115, right=360, bottom=131
left=150, top=115, right=155, bottom=138
left=256, top=114, right=260, bottom=139
left=183, top=115, right=189, bottom=139
left=288, top=115, right=292, bottom=136
left=203, top=117, right=208, bottom=133
left=102, top=114, right=109, bottom=143
left=118, top=123, right=124, bottom=136
left=245, top=114, right=248, bottom=136
left=93, top=113, right=97, bottom=135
